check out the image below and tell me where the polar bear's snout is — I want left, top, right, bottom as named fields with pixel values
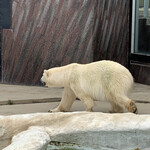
left=40, top=76, right=46, bottom=85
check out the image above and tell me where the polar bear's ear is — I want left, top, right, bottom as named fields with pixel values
left=44, top=70, right=49, bottom=78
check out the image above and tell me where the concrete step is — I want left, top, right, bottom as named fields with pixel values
left=0, top=100, right=150, bottom=116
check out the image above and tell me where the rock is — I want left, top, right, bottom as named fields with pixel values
left=0, top=112, right=150, bottom=150
left=3, top=127, right=50, bottom=150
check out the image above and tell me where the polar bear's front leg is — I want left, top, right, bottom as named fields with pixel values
left=49, top=87, right=76, bottom=112
left=75, top=93, right=94, bottom=112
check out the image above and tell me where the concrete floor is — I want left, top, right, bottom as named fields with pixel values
left=0, top=83, right=150, bottom=115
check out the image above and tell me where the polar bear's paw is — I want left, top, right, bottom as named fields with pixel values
left=48, top=108, right=61, bottom=113
left=48, top=106, right=61, bottom=113
left=48, top=109, right=55, bottom=113
left=126, top=100, right=138, bottom=114
left=48, top=105, right=68, bottom=113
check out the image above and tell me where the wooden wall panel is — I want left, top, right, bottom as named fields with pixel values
left=94, top=0, right=130, bottom=67
left=1, top=0, right=130, bottom=85
left=2, top=0, right=98, bottom=85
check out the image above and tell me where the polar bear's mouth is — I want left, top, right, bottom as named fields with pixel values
left=41, top=81, right=46, bottom=86
left=40, top=78, right=46, bottom=86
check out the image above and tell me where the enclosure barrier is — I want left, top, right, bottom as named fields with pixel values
left=0, top=112, right=150, bottom=150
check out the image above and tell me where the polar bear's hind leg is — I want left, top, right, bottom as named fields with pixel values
left=107, top=91, right=138, bottom=114
left=109, top=101, right=124, bottom=113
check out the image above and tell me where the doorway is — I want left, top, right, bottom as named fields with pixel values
left=131, top=0, right=150, bottom=85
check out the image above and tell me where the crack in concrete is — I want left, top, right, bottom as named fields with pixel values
left=135, top=100, right=150, bottom=104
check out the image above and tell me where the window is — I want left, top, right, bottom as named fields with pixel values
left=131, top=0, right=150, bottom=55
left=0, top=0, right=11, bottom=28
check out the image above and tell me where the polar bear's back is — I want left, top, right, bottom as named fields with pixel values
left=97, top=60, right=133, bottom=93
left=75, top=60, right=133, bottom=101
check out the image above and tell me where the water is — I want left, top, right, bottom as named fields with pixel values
left=47, top=141, right=93, bottom=150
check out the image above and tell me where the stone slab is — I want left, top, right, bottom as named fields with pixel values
left=0, top=100, right=150, bottom=116
left=0, top=83, right=150, bottom=106
left=0, top=84, right=62, bottom=105
left=1, top=112, right=150, bottom=150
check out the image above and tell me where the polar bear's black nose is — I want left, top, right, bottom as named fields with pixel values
left=40, top=78, right=46, bottom=86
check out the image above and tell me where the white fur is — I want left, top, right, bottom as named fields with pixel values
left=41, top=60, right=138, bottom=113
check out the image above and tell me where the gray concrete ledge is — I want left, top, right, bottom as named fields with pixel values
left=0, top=83, right=150, bottom=106
left=1, top=112, right=150, bottom=150
left=0, top=84, right=62, bottom=105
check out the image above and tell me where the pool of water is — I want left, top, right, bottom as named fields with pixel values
left=47, top=141, right=93, bottom=150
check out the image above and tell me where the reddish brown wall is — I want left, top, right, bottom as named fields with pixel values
left=1, top=0, right=130, bottom=85
left=94, top=0, right=130, bottom=66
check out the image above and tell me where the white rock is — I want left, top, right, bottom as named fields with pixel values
left=0, top=112, right=150, bottom=150
left=3, top=127, right=50, bottom=150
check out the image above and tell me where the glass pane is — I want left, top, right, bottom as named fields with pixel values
left=134, top=0, right=150, bottom=54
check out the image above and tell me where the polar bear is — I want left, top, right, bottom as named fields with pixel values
left=41, top=60, right=138, bottom=114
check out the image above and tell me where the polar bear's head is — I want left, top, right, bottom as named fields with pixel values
left=41, top=69, right=63, bottom=87
left=40, top=70, right=51, bottom=87
left=41, top=66, right=69, bottom=87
